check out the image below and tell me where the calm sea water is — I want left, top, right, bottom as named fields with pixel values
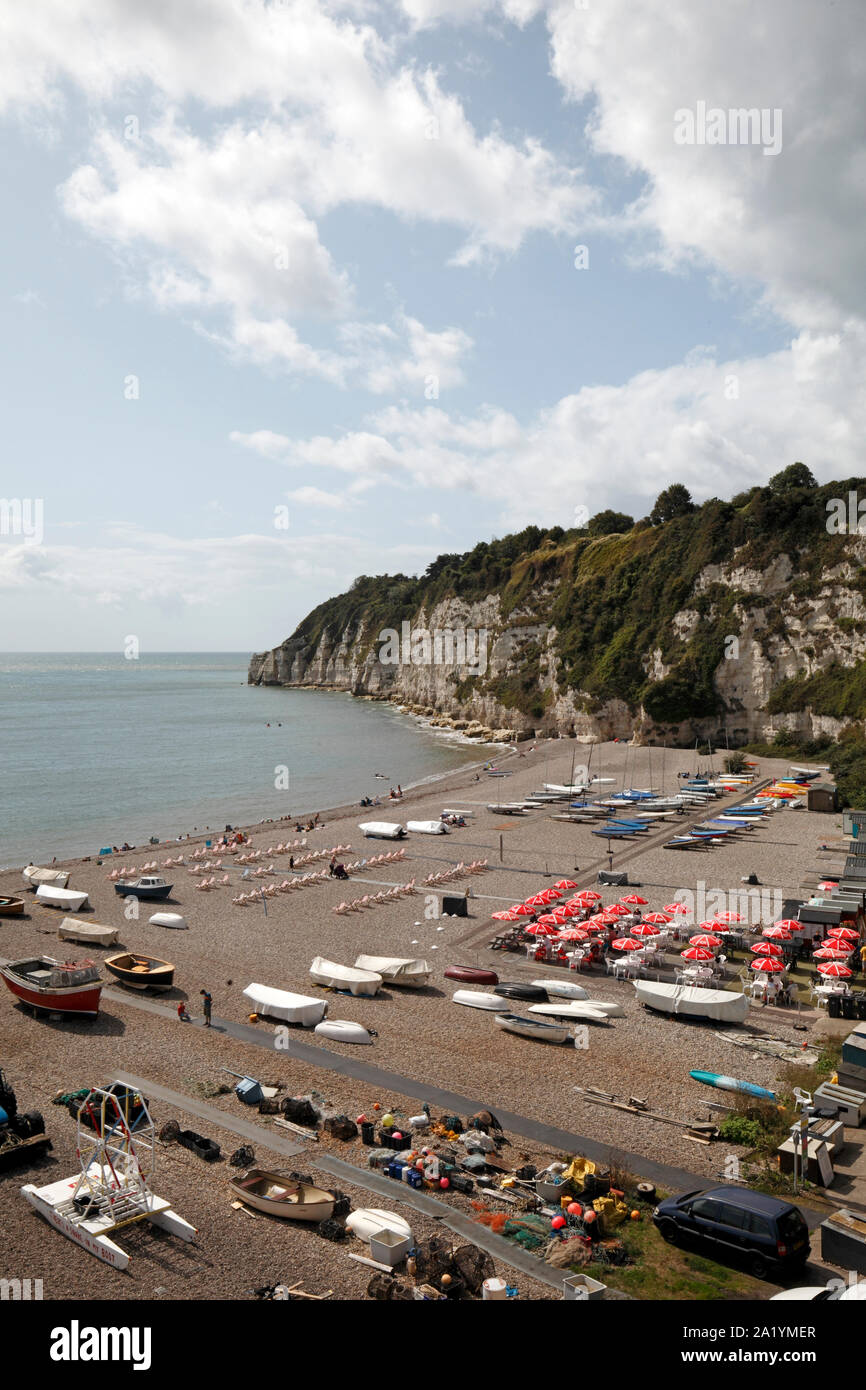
left=0, top=654, right=483, bottom=868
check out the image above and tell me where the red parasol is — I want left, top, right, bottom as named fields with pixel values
left=643, top=912, right=672, bottom=924
left=751, top=956, right=784, bottom=972
left=762, top=925, right=792, bottom=940
left=525, top=922, right=558, bottom=937
left=828, top=926, right=859, bottom=941
left=611, top=937, right=643, bottom=952
left=630, top=923, right=661, bottom=937
left=689, top=934, right=722, bottom=948
left=751, top=941, right=782, bottom=956
left=663, top=903, right=691, bottom=915
left=818, top=961, right=853, bottom=978
left=773, top=919, right=802, bottom=932
left=681, top=946, right=714, bottom=961
left=554, top=879, right=578, bottom=890
left=619, top=894, right=648, bottom=906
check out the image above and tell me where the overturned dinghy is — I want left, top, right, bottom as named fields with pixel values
left=358, top=822, right=406, bottom=840
left=346, top=1208, right=412, bottom=1242
left=529, top=1001, right=612, bottom=1022
left=452, top=989, right=500, bottom=1011
left=354, top=955, right=431, bottom=989
left=314, top=1018, right=373, bottom=1045
left=242, top=983, right=326, bottom=1026
left=149, top=913, right=187, bottom=930
left=494, top=1012, right=569, bottom=1044
left=634, top=979, right=749, bottom=1023
left=310, top=957, right=382, bottom=997
left=444, top=965, right=498, bottom=985
left=531, top=978, right=589, bottom=1001
left=493, top=982, right=549, bottom=1003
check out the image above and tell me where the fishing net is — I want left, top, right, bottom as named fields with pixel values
left=452, top=1244, right=495, bottom=1294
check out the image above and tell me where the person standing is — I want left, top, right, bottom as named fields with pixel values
left=200, top=989, right=213, bottom=1027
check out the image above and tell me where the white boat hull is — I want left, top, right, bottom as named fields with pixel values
left=634, top=980, right=749, bottom=1023
left=346, top=1208, right=412, bottom=1242
left=406, top=821, right=447, bottom=835
left=358, top=822, right=406, bottom=839
left=529, top=1001, right=610, bottom=1022
left=452, top=989, right=500, bottom=1010
left=148, top=912, right=187, bottom=929
left=314, top=1019, right=372, bottom=1044
left=531, top=978, right=589, bottom=1000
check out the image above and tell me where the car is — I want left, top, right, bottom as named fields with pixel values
left=771, top=1282, right=866, bottom=1301
left=652, top=1185, right=810, bottom=1278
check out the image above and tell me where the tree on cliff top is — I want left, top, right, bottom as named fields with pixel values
left=769, top=462, right=817, bottom=492
left=649, top=483, right=695, bottom=525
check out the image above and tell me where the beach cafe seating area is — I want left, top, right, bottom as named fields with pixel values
left=488, top=878, right=866, bottom=1016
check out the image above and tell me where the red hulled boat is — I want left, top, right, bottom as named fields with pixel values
left=0, top=956, right=103, bottom=1017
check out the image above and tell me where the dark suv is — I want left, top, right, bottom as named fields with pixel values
left=652, top=1186, right=810, bottom=1278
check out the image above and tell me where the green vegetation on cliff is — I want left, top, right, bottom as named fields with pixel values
left=277, top=473, right=866, bottom=726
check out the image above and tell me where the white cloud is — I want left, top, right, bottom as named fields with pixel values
left=235, top=322, right=866, bottom=524
left=287, top=486, right=349, bottom=508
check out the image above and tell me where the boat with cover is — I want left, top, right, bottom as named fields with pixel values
left=634, top=979, right=749, bottom=1023
left=353, top=955, right=431, bottom=988
left=35, top=885, right=89, bottom=912
left=114, top=876, right=173, bottom=900
left=104, top=953, right=175, bottom=991
left=228, top=1169, right=335, bottom=1220
left=444, top=965, right=498, bottom=985
left=358, top=822, right=406, bottom=839
left=23, top=866, right=69, bottom=890
left=309, top=957, right=382, bottom=996
left=406, top=820, right=447, bottom=835
left=493, top=982, right=549, bottom=1002
left=57, top=918, right=119, bottom=946
left=531, top=978, right=589, bottom=1000
left=0, top=896, right=25, bottom=916
left=452, top=989, right=500, bottom=1010
left=0, top=956, right=103, bottom=1016
left=242, top=983, right=326, bottom=1025
left=529, top=1001, right=612, bottom=1022
left=314, top=1019, right=373, bottom=1044
left=494, top=1012, right=569, bottom=1044
left=486, top=803, right=529, bottom=814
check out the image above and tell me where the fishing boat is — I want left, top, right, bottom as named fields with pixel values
left=113, top=876, right=173, bottom=901
left=357, top=822, right=406, bottom=840
left=0, top=896, right=25, bottom=916
left=0, top=956, right=103, bottom=1016
left=57, top=918, right=119, bottom=946
left=452, top=989, right=501, bottom=1010
left=444, top=965, right=498, bottom=985
left=104, top=953, right=175, bottom=991
left=493, top=982, right=549, bottom=1002
left=494, top=1012, right=569, bottom=1044
left=309, top=957, right=382, bottom=996
left=228, top=1169, right=336, bottom=1221
left=23, top=866, right=69, bottom=890
left=634, top=979, right=749, bottom=1023
left=241, top=983, right=326, bottom=1025
left=35, top=885, right=89, bottom=912
left=529, top=1001, right=612, bottom=1022
left=353, top=955, right=431, bottom=988
left=406, top=820, right=447, bottom=835
left=314, top=1018, right=373, bottom=1044
left=531, top=978, right=589, bottom=1000
left=689, top=1070, right=777, bottom=1101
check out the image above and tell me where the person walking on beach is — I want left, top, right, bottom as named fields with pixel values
left=200, top=989, right=213, bottom=1027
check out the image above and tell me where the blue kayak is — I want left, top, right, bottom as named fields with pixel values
left=690, top=1069, right=777, bottom=1101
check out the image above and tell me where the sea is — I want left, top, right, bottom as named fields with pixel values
left=0, top=653, right=485, bottom=869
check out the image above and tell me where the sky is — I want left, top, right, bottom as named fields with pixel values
left=1, top=0, right=864, bottom=652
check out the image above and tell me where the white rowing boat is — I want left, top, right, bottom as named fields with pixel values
left=242, top=983, right=326, bottom=1025
left=23, top=866, right=69, bottom=890
left=346, top=1208, right=412, bottom=1241
left=309, top=957, right=382, bottom=996
left=494, top=1012, right=569, bottom=1044
left=634, top=979, right=749, bottom=1023
left=452, top=989, right=500, bottom=1010
left=354, top=955, right=431, bottom=988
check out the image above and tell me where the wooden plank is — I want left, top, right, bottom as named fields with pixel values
left=272, top=1117, right=319, bottom=1141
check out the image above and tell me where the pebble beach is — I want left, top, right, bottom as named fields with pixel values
left=0, top=735, right=847, bottom=1300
